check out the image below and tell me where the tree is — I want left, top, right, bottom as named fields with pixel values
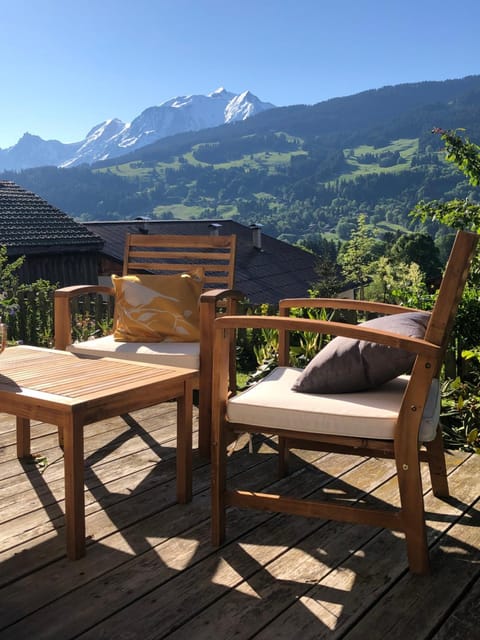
left=388, top=232, right=442, bottom=283
left=310, top=254, right=344, bottom=297
left=413, top=128, right=480, bottom=232
left=366, top=257, right=429, bottom=307
left=337, top=214, right=382, bottom=297
left=433, top=127, right=480, bottom=186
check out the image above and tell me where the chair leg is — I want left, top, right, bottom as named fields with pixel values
left=16, top=417, right=31, bottom=458
left=211, top=423, right=227, bottom=546
left=397, top=455, right=430, bottom=575
left=176, top=383, right=193, bottom=504
left=278, top=437, right=290, bottom=478
left=425, top=427, right=450, bottom=498
left=404, top=514, right=430, bottom=575
left=58, top=425, right=64, bottom=450
left=198, top=392, right=210, bottom=459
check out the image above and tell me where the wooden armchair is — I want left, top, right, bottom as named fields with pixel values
left=211, top=230, right=478, bottom=574
left=54, top=233, right=242, bottom=457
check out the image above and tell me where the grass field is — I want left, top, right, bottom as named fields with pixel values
left=339, top=138, right=420, bottom=181
left=151, top=203, right=239, bottom=219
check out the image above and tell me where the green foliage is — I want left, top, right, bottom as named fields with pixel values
left=70, top=294, right=114, bottom=343
left=410, top=128, right=480, bottom=453
left=236, top=303, right=279, bottom=388
left=0, top=247, right=57, bottom=346
left=453, top=285, right=480, bottom=350
left=14, top=280, right=57, bottom=347
left=337, top=214, right=379, bottom=293
left=412, top=129, right=480, bottom=234
left=412, top=198, right=480, bottom=233
left=365, top=258, right=433, bottom=308
left=441, top=374, right=480, bottom=453
left=287, top=306, right=333, bottom=367
left=0, top=248, right=113, bottom=347
left=433, top=127, right=480, bottom=187
left=0, top=246, right=23, bottom=321
left=388, top=232, right=442, bottom=281
left=240, top=305, right=337, bottom=388
left=245, top=327, right=279, bottom=387
left=0, top=288, right=57, bottom=349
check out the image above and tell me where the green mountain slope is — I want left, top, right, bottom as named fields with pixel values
left=3, top=75, right=480, bottom=244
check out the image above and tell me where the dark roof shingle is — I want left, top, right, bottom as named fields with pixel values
left=84, top=219, right=320, bottom=304
left=0, top=181, right=104, bottom=253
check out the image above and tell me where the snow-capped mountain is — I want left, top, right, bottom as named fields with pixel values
left=0, top=88, right=275, bottom=171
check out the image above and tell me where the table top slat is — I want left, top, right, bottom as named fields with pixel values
left=0, top=346, right=196, bottom=401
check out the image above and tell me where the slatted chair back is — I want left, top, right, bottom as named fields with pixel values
left=123, top=233, right=236, bottom=290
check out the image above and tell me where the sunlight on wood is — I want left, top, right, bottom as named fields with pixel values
left=239, top=542, right=289, bottom=557
left=148, top=538, right=200, bottom=570
left=298, top=565, right=359, bottom=629
left=98, top=539, right=138, bottom=556
left=298, top=595, right=344, bottom=630
left=211, top=557, right=262, bottom=598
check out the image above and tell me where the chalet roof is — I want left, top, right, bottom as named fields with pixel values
left=84, top=219, right=320, bottom=304
left=0, top=181, right=104, bottom=255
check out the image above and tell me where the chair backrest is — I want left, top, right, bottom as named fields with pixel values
left=123, top=234, right=237, bottom=291
left=393, top=230, right=478, bottom=445
left=423, top=230, right=478, bottom=372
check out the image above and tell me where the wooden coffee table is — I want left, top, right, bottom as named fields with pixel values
left=0, top=345, right=196, bottom=560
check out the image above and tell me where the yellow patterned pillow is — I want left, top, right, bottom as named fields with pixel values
left=112, top=269, right=203, bottom=342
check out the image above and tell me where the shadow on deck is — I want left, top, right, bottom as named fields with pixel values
left=0, top=403, right=478, bottom=639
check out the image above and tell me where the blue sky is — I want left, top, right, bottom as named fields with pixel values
left=1, top=0, right=479, bottom=149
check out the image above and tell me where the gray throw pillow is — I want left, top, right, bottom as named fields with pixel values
left=292, top=311, right=430, bottom=394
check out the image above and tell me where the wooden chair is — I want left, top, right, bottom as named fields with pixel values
left=211, top=230, right=478, bottom=574
left=54, top=233, right=242, bottom=457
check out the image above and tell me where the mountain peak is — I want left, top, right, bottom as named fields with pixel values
left=209, top=87, right=229, bottom=97
left=0, top=88, right=276, bottom=170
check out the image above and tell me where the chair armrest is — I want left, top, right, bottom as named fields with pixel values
left=200, top=288, right=245, bottom=306
left=55, top=284, right=115, bottom=299
left=54, top=284, right=115, bottom=350
left=215, top=314, right=441, bottom=364
left=279, top=297, right=422, bottom=316
left=200, top=288, right=245, bottom=349
left=198, top=289, right=245, bottom=430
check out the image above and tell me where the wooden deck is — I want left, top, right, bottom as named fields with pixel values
left=0, top=401, right=479, bottom=639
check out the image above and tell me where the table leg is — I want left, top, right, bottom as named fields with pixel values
left=16, top=417, right=31, bottom=458
left=62, top=414, right=85, bottom=560
left=176, top=379, right=193, bottom=504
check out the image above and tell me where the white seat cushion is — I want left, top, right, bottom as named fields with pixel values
left=227, top=367, right=440, bottom=442
left=67, top=335, right=200, bottom=370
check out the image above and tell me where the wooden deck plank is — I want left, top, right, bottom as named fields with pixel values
left=0, top=404, right=478, bottom=640
left=157, top=455, right=467, bottom=640
left=122, top=457, right=400, bottom=640
left=339, top=455, right=480, bottom=640
left=0, top=415, right=192, bottom=553
left=0, top=448, right=335, bottom=635
left=0, top=418, right=181, bottom=517
left=0, top=454, right=368, bottom=639
left=430, top=574, right=480, bottom=640
left=248, top=453, right=478, bottom=640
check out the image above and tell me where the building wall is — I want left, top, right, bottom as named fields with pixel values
left=16, top=252, right=100, bottom=287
